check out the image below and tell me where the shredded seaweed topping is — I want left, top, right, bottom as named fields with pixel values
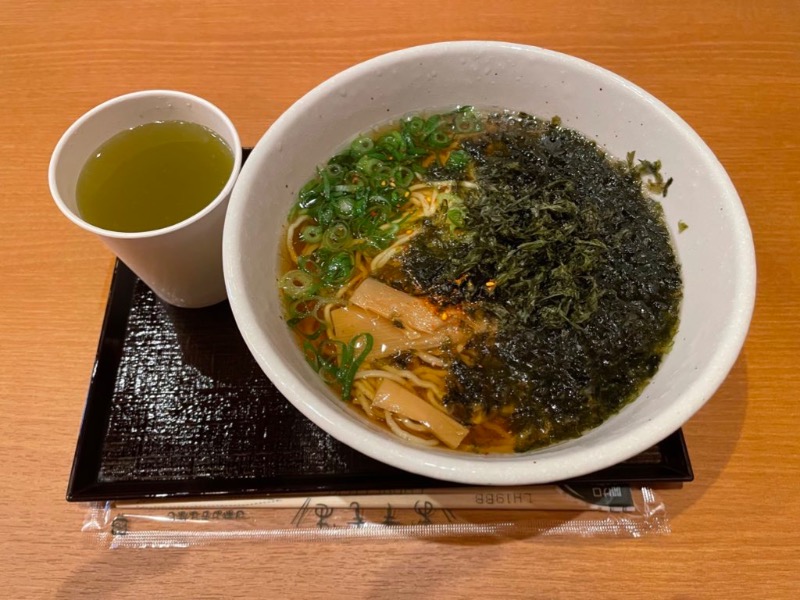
left=398, top=111, right=682, bottom=451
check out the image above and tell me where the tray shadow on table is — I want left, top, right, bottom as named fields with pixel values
left=656, top=353, right=749, bottom=518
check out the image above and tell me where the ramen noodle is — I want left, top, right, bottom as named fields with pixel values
left=279, top=108, right=682, bottom=453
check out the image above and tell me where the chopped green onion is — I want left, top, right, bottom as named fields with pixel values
left=368, top=193, right=390, bottom=205
left=314, top=338, right=346, bottom=385
left=303, top=333, right=373, bottom=401
left=454, top=111, right=481, bottom=133
left=325, top=163, right=346, bottom=181
left=300, top=225, right=323, bottom=243
left=406, top=146, right=429, bottom=157
left=426, top=131, right=452, bottom=148
left=339, top=333, right=373, bottom=400
left=351, top=136, right=375, bottom=156
left=298, top=181, right=322, bottom=210
left=321, top=170, right=331, bottom=199
left=321, top=251, right=354, bottom=285
left=319, top=338, right=346, bottom=361
left=279, top=270, right=320, bottom=299
left=303, top=340, right=321, bottom=370
left=403, top=116, right=425, bottom=137
left=356, top=156, right=384, bottom=175
left=322, top=222, right=351, bottom=249
left=379, top=131, right=406, bottom=157
left=370, top=165, right=395, bottom=188
left=296, top=255, right=320, bottom=275
left=392, top=165, right=415, bottom=188
left=316, top=204, right=335, bottom=226
left=334, top=196, right=356, bottom=217
left=423, top=115, right=442, bottom=135
left=289, top=298, right=316, bottom=319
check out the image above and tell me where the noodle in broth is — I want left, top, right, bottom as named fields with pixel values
left=280, top=108, right=682, bottom=453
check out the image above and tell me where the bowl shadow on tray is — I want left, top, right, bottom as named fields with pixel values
left=162, top=300, right=258, bottom=385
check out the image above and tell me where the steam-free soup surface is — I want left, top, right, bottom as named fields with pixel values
left=279, top=108, right=681, bottom=453
left=76, top=120, right=233, bottom=232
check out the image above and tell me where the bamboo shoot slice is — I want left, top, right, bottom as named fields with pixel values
left=331, top=306, right=418, bottom=356
left=349, top=278, right=443, bottom=333
left=331, top=306, right=468, bottom=359
left=372, top=379, right=469, bottom=449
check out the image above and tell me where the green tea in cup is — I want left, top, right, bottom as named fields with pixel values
left=75, top=120, right=234, bottom=232
left=50, top=90, right=242, bottom=307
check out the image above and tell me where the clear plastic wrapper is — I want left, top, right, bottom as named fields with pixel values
left=82, top=484, right=670, bottom=548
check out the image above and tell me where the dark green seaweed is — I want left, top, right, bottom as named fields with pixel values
left=397, top=111, right=682, bottom=451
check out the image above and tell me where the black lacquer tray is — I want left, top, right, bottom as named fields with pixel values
left=66, top=156, right=693, bottom=503
left=67, top=261, right=693, bottom=502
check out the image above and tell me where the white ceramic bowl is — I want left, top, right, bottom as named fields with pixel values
left=223, top=42, right=756, bottom=485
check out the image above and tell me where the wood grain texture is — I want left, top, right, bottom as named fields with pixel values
left=1, top=1, right=798, bottom=598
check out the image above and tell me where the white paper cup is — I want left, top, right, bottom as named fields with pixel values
left=49, top=90, right=242, bottom=308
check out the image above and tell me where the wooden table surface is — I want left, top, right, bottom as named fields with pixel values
left=2, top=1, right=798, bottom=598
